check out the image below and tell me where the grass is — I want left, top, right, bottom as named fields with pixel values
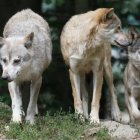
left=0, top=102, right=112, bottom=140
left=0, top=104, right=89, bottom=140
left=0, top=102, right=11, bottom=132
left=96, top=127, right=111, bottom=140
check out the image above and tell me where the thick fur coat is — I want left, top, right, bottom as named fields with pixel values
left=0, top=9, right=52, bottom=124
left=61, top=8, right=130, bottom=123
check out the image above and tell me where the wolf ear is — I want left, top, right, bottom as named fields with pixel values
left=129, top=26, right=138, bottom=39
left=24, top=32, right=34, bottom=48
left=103, top=8, right=114, bottom=21
left=0, top=37, right=5, bottom=48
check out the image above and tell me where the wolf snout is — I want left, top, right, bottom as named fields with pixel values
left=114, top=38, right=131, bottom=47
left=1, top=75, right=12, bottom=82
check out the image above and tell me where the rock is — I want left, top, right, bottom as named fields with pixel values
left=82, top=120, right=140, bottom=140
left=0, top=133, right=6, bottom=139
left=102, top=120, right=139, bottom=140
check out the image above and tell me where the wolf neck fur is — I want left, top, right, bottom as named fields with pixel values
left=84, top=30, right=107, bottom=51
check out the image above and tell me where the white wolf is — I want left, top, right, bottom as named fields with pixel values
left=0, top=9, right=52, bottom=124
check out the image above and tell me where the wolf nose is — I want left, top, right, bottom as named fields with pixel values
left=2, top=76, right=9, bottom=81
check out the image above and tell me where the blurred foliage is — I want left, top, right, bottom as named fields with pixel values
left=42, top=0, right=65, bottom=10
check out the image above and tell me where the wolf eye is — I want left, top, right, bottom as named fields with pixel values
left=13, top=59, right=21, bottom=64
left=1, top=58, right=7, bottom=63
left=117, top=26, right=121, bottom=30
left=115, top=26, right=121, bottom=33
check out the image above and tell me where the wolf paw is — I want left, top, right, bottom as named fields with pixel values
left=25, top=115, right=35, bottom=125
left=12, top=115, right=22, bottom=123
left=111, top=107, right=122, bottom=122
left=133, top=111, right=140, bottom=119
left=89, top=115, right=100, bottom=124
left=75, top=112, right=85, bottom=122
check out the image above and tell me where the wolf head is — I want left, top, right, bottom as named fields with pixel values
left=0, top=32, right=34, bottom=82
left=94, top=8, right=131, bottom=47
left=126, top=27, right=140, bottom=69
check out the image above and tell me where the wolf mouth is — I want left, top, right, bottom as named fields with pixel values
left=114, top=40, right=132, bottom=47
left=7, top=79, right=13, bottom=82
left=3, top=78, right=13, bottom=82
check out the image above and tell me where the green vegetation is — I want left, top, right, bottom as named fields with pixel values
left=96, top=127, right=111, bottom=140
left=0, top=102, right=11, bottom=133
left=1, top=0, right=140, bottom=140
left=0, top=105, right=88, bottom=140
left=0, top=103, right=113, bottom=140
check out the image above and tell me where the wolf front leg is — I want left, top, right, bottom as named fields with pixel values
left=124, top=89, right=135, bottom=123
left=130, top=86, right=140, bottom=119
left=8, top=81, right=23, bottom=123
left=104, top=56, right=122, bottom=122
left=80, top=75, right=89, bottom=119
left=90, top=66, right=103, bottom=124
left=69, top=69, right=84, bottom=120
left=26, top=76, right=42, bottom=124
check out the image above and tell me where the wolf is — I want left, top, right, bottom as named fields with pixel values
left=124, top=27, right=140, bottom=123
left=61, top=8, right=131, bottom=123
left=0, top=9, right=52, bottom=124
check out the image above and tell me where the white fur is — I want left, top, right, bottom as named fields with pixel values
left=8, top=82, right=23, bottom=123
left=0, top=9, right=52, bottom=124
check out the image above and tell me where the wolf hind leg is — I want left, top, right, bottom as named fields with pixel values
left=90, top=66, right=103, bottom=124
left=35, top=104, right=38, bottom=115
left=80, top=75, right=89, bottom=119
left=26, top=76, right=42, bottom=124
left=104, top=66, right=122, bottom=122
left=69, top=69, right=84, bottom=121
left=103, top=49, right=122, bottom=122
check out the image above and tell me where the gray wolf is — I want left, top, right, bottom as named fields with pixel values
left=124, top=27, right=140, bottom=123
left=0, top=9, right=52, bottom=124
left=61, top=8, right=130, bottom=123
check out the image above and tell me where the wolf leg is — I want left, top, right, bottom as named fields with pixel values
left=26, top=76, right=42, bottom=124
left=90, top=66, right=103, bottom=124
left=69, top=69, right=84, bottom=120
left=129, top=96, right=140, bottom=119
left=130, top=86, right=140, bottom=119
left=8, top=82, right=23, bottom=123
left=80, top=75, right=89, bottom=119
left=104, top=49, right=122, bottom=122
left=35, top=104, right=38, bottom=115
left=124, top=90, right=135, bottom=123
